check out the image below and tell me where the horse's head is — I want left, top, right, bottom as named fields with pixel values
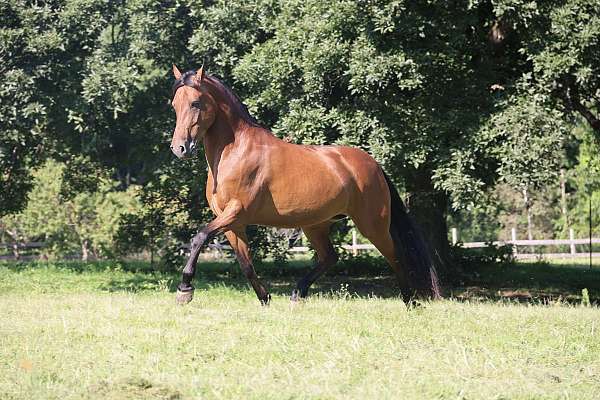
left=170, top=65, right=216, bottom=159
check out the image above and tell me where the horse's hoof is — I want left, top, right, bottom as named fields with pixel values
left=176, top=289, right=194, bottom=305
left=290, top=289, right=301, bottom=303
left=260, top=293, right=272, bottom=306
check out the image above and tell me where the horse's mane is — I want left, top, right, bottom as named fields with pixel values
left=172, top=70, right=260, bottom=127
left=205, top=75, right=260, bottom=126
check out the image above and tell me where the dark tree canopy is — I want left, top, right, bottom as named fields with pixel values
left=1, top=0, right=598, bottom=271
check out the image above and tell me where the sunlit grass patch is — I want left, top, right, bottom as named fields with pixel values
left=1, top=260, right=600, bottom=399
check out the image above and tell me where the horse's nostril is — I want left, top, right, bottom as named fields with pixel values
left=180, top=145, right=186, bottom=154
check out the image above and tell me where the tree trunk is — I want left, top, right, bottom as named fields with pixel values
left=404, top=168, right=455, bottom=278
left=522, top=187, right=533, bottom=240
left=559, top=168, right=569, bottom=232
left=81, top=239, right=89, bottom=261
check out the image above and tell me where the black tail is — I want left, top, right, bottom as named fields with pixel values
left=383, top=172, right=441, bottom=299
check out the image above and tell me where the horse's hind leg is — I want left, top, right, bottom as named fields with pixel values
left=350, top=214, right=411, bottom=300
left=225, top=229, right=271, bottom=305
left=291, top=222, right=338, bottom=301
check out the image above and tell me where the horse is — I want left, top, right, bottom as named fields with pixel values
left=169, top=65, right=440, bottom=305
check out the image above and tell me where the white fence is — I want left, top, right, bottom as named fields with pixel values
left=288, top=228, right=600, bottom=260
left=448, top=227, right=600, bottom=259
left=2, top=228, right=599, bottom=260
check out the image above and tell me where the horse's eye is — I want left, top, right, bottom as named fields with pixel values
left=191, top=101, right=202, bottom=109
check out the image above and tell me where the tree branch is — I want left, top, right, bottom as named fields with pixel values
left=561, top=76, right=600, bottom=139
left=571, top=100, right=600, bottom=132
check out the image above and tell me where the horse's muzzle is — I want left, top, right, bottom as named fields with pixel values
left=170, top=138, right=197, bottom=159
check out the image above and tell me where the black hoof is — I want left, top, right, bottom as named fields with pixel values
left=176, top=289, right=194, bottom=305
left=260, top=293, right=271, bottom=306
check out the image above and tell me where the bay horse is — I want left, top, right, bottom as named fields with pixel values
left=169, top=65, right=440, bottom=305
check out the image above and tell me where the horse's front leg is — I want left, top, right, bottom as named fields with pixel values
left=176, top=200, right=243, bottom=305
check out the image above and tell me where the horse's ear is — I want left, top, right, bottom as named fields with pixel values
left=172, top=64, right=182, bottom=80
left=195, top=66, right=204, bottom=83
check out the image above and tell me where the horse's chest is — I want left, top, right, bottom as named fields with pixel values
left=207, top=167, right=260, bottom=213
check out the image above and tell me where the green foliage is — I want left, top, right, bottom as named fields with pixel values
left=246, top=226, right=291, bottom=266
left=114, top=155, right=210, bottom=269
left=451, top=242, right=515, bottom=271
left=188, top=0, right=278, bottom=78
left=485, top=91, right=567, bottom=189
left=448, top=196, right=503, bottom=242
left=0, top=0, right=108, bottom=215
left=0, top=161, right=140, bottom=259
left=0, top=66, right=46, bottom=216
left=495, top=0, right=600, bottom=138
left=566, top=123, right=600, bottom=238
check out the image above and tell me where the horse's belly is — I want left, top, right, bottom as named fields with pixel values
left=250, top=177, right=348, bottom=227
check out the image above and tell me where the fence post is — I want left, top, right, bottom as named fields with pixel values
left=451, top=228, right=458, bottom=245
left=511, top=228, right=518, bottom=256
left=352, top=229, right=358, bottom=256
left=569, top=228, right=577, bottom=255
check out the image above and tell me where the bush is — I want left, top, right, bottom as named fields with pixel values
left=450, top=241, right=515, bottom=271
left=0, top=160, right=140, bottom=259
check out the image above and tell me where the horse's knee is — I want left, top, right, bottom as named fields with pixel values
left=191, top=231, right=208, bottom=251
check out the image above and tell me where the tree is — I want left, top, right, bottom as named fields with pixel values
left=2, top=0, right=597, bottom=274
left=229, top=0, right=540, bottom=275
left=494, top=0, right=600, bottom=140
left=0, top=0, right=116, bottom=215
left=567, top=124, right=600, bottom=238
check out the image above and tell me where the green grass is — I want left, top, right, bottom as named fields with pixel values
left=1, top=259, right=600, bottom=399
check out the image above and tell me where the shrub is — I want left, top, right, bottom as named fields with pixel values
left=0, top=161, right=140, bottom=259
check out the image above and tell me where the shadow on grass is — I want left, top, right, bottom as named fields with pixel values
left=3, top=258, right=600, bottom=304
left=452, top=261, right=600, bottom=304
left=97, top=258, right=403, bottom=299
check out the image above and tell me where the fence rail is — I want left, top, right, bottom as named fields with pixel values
left=288, top=229, right=599, bottom=259
left=2, top=228, right=599, bottom=261
left=449, top=227, right=599, bottom=259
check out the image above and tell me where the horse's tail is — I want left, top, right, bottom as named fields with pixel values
left=382, top=171, right=441, bottom=299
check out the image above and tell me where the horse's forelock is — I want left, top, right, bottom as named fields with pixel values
left=171, top=70, right=200, bottom=99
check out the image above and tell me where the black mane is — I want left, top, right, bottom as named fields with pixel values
left=207, top=75, right=260, bottom=126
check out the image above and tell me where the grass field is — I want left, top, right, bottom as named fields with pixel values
left=1, top=258, right=600, bottom=399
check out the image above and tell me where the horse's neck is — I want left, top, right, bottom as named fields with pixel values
left=202, top=82, right=268, bottom=173
left=203, top=117, right=235, bottom=172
